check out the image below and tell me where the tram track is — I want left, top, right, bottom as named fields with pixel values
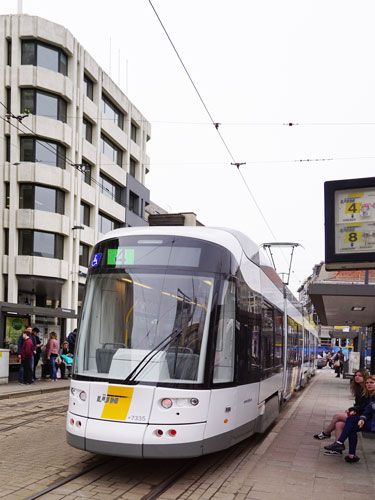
left=141, top=432, right=265, bottom=500
left=0, top=391, right=68, bottom=409
left=23, top=457, right=119, bottom=500
left=0, top=404, right=68, bottom=432
left=20, top=430, right=265, bottom=500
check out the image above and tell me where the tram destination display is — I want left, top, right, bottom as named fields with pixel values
left=90, top=242, right=202, bottom=269
left=325, top=177, right=375, bottom=270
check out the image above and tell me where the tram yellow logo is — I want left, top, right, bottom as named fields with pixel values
left=100, top=385, right=134, bottom=421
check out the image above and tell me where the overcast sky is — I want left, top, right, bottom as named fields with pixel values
left=2, top=0, right=375, bottom=294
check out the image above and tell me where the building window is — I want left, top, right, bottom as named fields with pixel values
left=83, top=73, right=94, bottom=100
left=20, top=137, right=66, bottom=169
left=129, top=191, right=139, bottom=214
left=5, top=136, right=10, bottom=162
left=79, top=243, right=90, bottom=267
left=4, top=229, right=9, bottom=255
left=98, top=212, right=120, bottom=233
left=21, top=89, right=67, bottom=123
left=99, top=173, right=122, bottom=204
left=81, top=159, right=92, bottom=185
left=21, top=40, right=68, bottom=76
left=131, top=122, right=137, bottom=142
left=6, top=88, right=11, bottom=113
left=19, top=230, right=64, bottom=259
left=129, top=157, right=136, bottom=177
left=19, top=184, right=64, bottom=214
left=7, top=39, right=11, bottom=66
left=5, top=182, right=10, bottom=209
left=100, top=134, right=122, bottom=166
left=82, top=117, right=93, bottom=143
left=101, top=93, right=124, bottom=129
left=80, top=202, right=90, bottom=226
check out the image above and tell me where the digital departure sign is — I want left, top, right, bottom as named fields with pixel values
left=325, top=177, right=375, bottom=270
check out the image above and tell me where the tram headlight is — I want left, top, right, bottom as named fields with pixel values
left=71, top=387, right=87, bottom=402
left=79, top=391, right=87, bottom=402
left=190, top=398, right=199, bottom=406
left=161, top=398, right=173, bottom=409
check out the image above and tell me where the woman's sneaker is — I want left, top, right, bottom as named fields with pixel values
left=314, top=432, right=331, bottom=440
left=345, top=455, right=360, bottom=463
left=324, top=441, right=345, bottom=452
left=324, top=449, right=342, bottom=456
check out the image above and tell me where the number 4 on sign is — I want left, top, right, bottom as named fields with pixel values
left=345, top=202, right=361, bottom=216
left=344, top=231, right=361, bottom=246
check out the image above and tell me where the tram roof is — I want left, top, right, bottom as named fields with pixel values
left=97, top=226, right=261, bottom=264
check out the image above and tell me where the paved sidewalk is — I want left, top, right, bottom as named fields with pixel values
left=0, top=377, right=70, bottom=399
left=215, top=368, right=375, bottom=500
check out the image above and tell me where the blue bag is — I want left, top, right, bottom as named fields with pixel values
left=61, top=354, right=73, bottom=365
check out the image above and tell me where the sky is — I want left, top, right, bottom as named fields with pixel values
left=2, top=0, right=375, bottom=294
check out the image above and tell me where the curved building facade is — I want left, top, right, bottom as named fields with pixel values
left=0, top=14, right=151, bottom=343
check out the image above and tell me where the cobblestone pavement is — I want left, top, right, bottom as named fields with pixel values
left=1, top=370, right=375, bottom=500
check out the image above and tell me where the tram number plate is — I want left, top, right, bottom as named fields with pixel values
left=127, top=415, right=146, bottom=422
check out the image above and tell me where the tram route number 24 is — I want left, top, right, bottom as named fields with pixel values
left=127, top=415, right=146, bottom=422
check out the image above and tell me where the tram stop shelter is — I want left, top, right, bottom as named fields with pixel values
left=0, top=301, right=78, bottom=382
left=308, top=267, right=375, bottom=373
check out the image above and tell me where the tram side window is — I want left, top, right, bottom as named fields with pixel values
left=298, top=329, right=303, bottom=363
left=261, top=304, right=274, bottom=370
left=213, top=280, right=235, bottom=384
left=274, top=309, right=283, bottom=366
left=304, top=332, right=309, bottom=362
left=287, top=318, right=298, bottom=365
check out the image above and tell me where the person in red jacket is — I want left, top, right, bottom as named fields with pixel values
left=21, top=330, right=34, bottom=384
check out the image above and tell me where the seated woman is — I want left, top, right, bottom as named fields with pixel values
left=313, top=369, right=369, bottom=450
left=324, top=375, right=375, bottom=462
left=59, top=340, right=73, bottom=378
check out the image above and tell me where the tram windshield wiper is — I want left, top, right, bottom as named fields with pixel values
left=124, top=328, right=183, bottom=383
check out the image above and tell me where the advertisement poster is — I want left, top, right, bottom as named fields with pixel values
left=5, top=317, right=29, bottom=363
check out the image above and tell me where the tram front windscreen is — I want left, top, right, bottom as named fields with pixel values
left=74, top=235, right=232, bottom=385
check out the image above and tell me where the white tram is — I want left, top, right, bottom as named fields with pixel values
left=67, top=227, right=318, bottom=458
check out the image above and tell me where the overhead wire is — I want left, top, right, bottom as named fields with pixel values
left=148, top=0, right=280, bottom=243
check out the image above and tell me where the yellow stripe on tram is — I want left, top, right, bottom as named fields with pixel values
left=101, top=386, right=134, bottom=421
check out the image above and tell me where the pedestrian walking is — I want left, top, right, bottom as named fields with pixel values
left=21, top=330, right=34, bottom=385
left=46, top=332, right=59, bottom=382
left=324, top=375, right=375, bottom=462
left=333, top=349, right=344, bottom=378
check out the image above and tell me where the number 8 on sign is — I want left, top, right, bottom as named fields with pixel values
left=344, top=231, right=361, bottom=245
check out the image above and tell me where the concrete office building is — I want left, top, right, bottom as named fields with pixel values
left=0, top=14, right=151, bottom=349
